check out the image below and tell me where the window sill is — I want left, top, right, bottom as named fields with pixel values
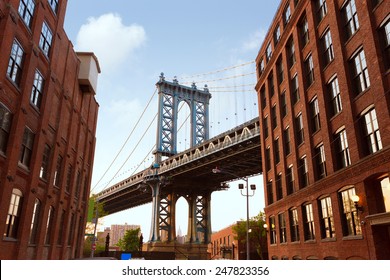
left=321, top=237, right=336, bottom=243
left=3, top=237, right=18, bottom=242
left=342, top=235, right=363, bottom=241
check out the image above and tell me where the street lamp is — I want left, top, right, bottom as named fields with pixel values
left=212, top=167, right=256, bottom=260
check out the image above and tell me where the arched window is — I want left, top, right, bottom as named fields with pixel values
left=29, top=198, right=41, bottom=244
left=4, top=189, right=23, bottom=239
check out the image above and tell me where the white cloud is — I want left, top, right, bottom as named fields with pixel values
left=241, top=29, right=266, bottom=52
left=75, top=13, right=146, bottom=73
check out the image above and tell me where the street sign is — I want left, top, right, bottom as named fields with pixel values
left=92, top=244, right=96, bottom=251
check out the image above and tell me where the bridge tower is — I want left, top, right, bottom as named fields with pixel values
left=145, top=74, right=212, bottom=259
left=154, top=73, right=211, bottom=161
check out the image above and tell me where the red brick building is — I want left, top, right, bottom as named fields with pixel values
left=208, top=222, right=267, bottom=260
left=255, top=0, right=390, bottom=259
left=0, top=0, right=100, bottom=259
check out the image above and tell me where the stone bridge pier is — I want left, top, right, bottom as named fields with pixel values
left=143, top=171, right=212, bottom=260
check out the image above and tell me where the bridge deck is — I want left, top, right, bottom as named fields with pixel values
left=96, top=117, right=262, bottom=214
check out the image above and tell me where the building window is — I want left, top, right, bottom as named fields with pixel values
left=65, top=164, right=73, bottom=192
left=260, top=86, right=266, bottom=110
left=39, top=144, right=51, bottom=180
left=29, top=198, right=41, bottom=244
left=0, top=104, right=12, bottom=155
left=334, top=129, right=351, bottom=169
left=57, top=210, right=65, bottom=245
left=299, top=156, right=309, bottom=188
left=30, top=70, right=44, bottom=109
left=281, top=91, right=287, bottom=117
left=291, top=74, right=300, bottom=104
left=283, top=4, right=291, bottom=26
left=361, top=108, right=382, bottom=155
left=319, top=196, right=335, bottom=239
left=299, top=16, right=309, bottom=46
left=380, top=177, right=390, bottom=212
left=303, top=203, right=315, bottom=241
left=53, top=155, right=63, bottom=187
left=295, top=113, right=304, bottom=145
left=279, top=213, right=287, bottom=243
left=314, top=144, right=327, bottom=180
left=379, top=18, right=390, bottom=70
left=342, top=0, right=359, bottom=40
left=75, top=170, right=82, bottom=199
left=350, top=49, right=370, bottom=95
left=268, top=72, right=275, bottom=97
left=44, top=206, right=54, bottom=245
left=269, top=216, right=277, bottom=244
left=316, top=0, right=327, bottom=23
left=48, top=0, right=59, bottom=14
left=286, top=37, right=296, bottom=68
left=289, top=208, right=300, bottom=242
left=263, top=116, right=269, bottom=139
left=310, top=97, right=321, bottom=134
left=271, top=104, right=277, bottom=129
left=328, top=77, right=342, bottom=117
left=267, top=180, right=274, bottom=205
left=276, top=173, right=283, bottom=200
left=39, top=21, right=53, bottom=57
left=266, top=42, right=272, bottom=62
left=4, top=189, right=23, bottom=238
left=7, top=39, right=25, bottom=86
left=19, top=127, right=35, bottom=168
left=265, top=147, right=271, bottom=172
left=305, top=54, right=314, bottom=88
left=322, top=29, right=334, bottom=66
left=340, top=187, right=362, bottom=236
left=258, top=58, right=265, bottom=77
left=287, top=165, right=295, bottom=194
left=274, top=139, right=280, bottom=165
left=18, top=0, right=35, bottom=28
left=284, top=127, right=291, bottom=156
left=274, top=24, right=281, bottom=45
left=67, top=213, right=75, bottom=245
left=277, top=56, right=284, bottom=84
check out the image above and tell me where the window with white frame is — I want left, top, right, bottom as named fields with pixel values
left=350, top=48, right=370, bottom=95
left=303, top=203, right=315, bottom=240
left=316, top=0, right=327, bottom=23
left=279, top=212, right=287, bottom=243
left=314, top=144, right=327, bottom=180
left=29, top=198, right=41, bottom=244
left=310, top=97, right=321, bottom=134
left=361, top=107, right=382, bottom=155
left=289, top=208, right=300, bottom=242
left=319, top=196, right=335, bottom=238
left=322, top=29, right=334, bottom=66
left=4, top=189, right=23, bottom=238
left=328, top=76, right=342, bottom=116
left=334, top=129, right=351, bottom=169
left=342, top=0, right=359, bottom=40
left=305, top=54, right=314, bottom=88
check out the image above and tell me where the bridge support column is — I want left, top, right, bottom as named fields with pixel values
left=148, top=182, right=161, bottom=242
left=187, top=192, right=212, bottom=244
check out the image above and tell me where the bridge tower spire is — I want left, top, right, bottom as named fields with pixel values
left=154, top=73, right=211, bottom=162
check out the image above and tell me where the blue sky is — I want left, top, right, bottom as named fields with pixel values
left=64, top=1, right=280, bottom=237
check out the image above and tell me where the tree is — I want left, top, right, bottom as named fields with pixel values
left=232, top=211, right=267, bottom=259
left=116, top=228, right=141, bottom=252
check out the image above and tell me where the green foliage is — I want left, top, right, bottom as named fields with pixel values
left=116, top=228, right=141, bottom=252
left=232, top=211, right=267, bottom=259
